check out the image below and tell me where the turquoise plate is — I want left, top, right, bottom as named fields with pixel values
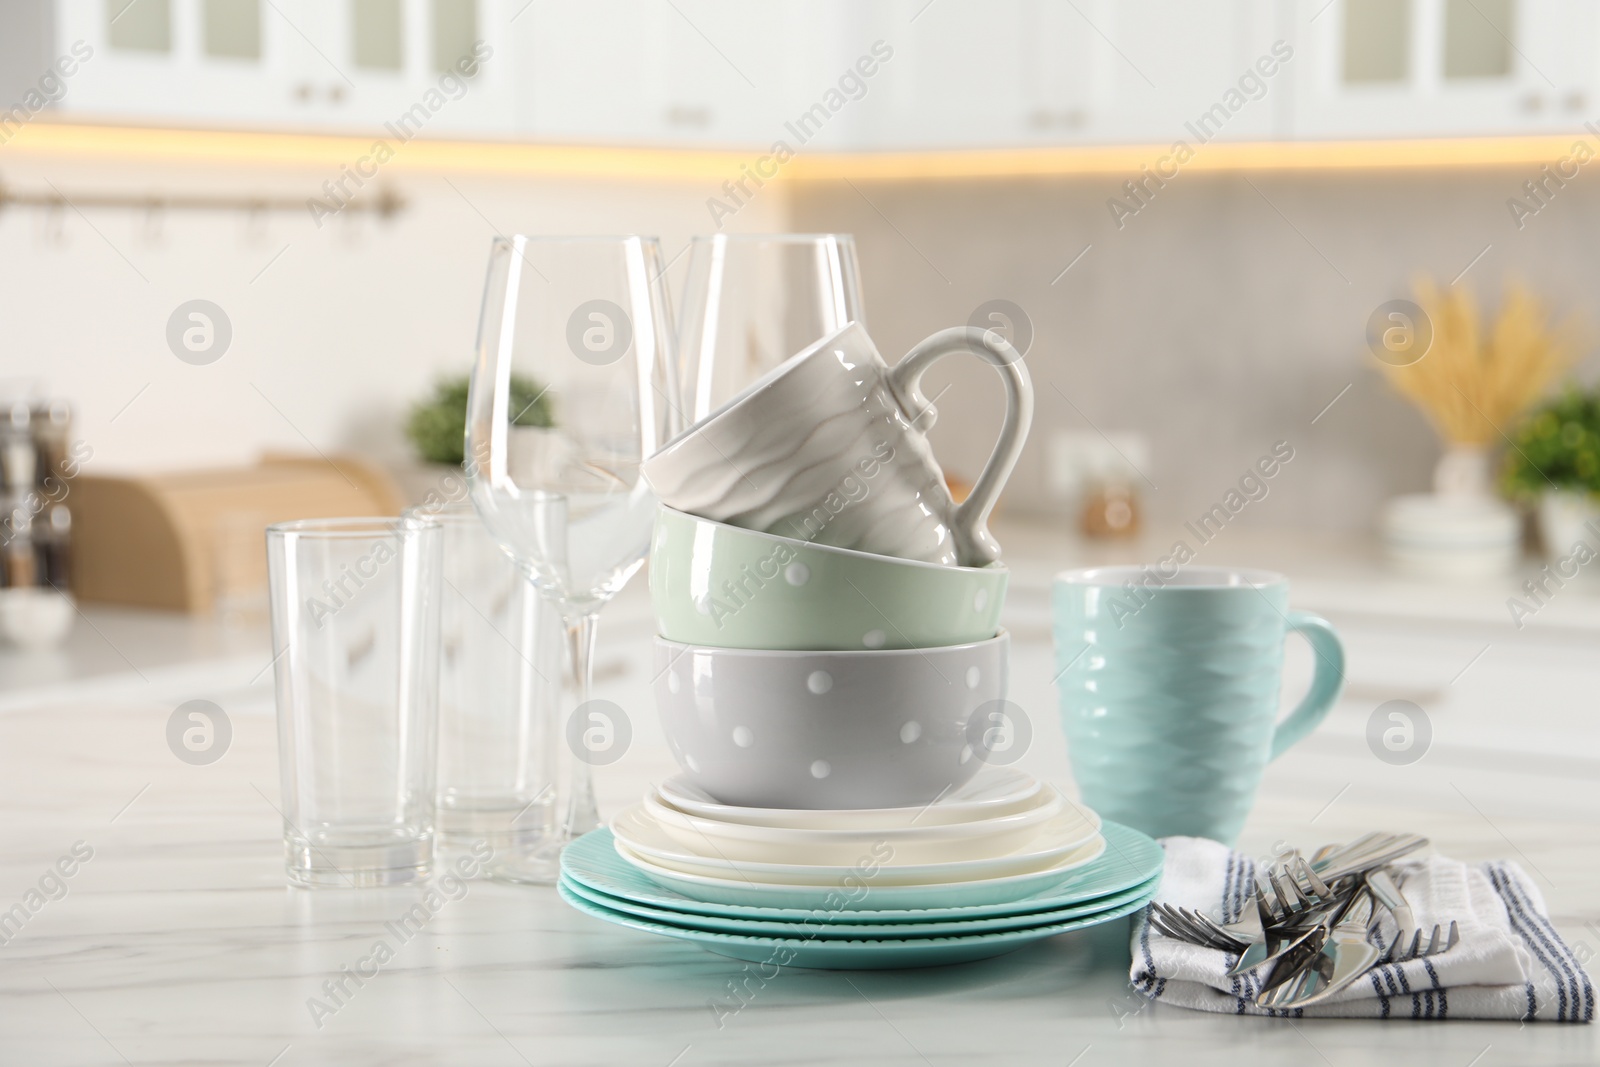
left=560, top=871, right=1160, bottom=938
left=558, top=881, right=1156, bottom=969
left=560, top=819, right=1162, bottom=921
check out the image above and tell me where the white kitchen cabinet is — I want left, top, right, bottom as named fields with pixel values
left=1288, top=0, right=1600, bottom=139
left=50, top=0, right=512, bottom=135
left=847, top=0, right=1288, bottom=150
left=844, top=0, right=1142, bottom=150
left=509, top=0, right=798, bottom=148
left=843, top=0, right=1037, bottom=149
left=1091, top=0, right=1290, bottom=144
left=16, top=0, right=1600, bottom=150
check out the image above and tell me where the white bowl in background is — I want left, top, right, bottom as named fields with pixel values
left=0, top=587, right=75, bottom=649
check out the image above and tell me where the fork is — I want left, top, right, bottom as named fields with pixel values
left=1293, top=856, right=1334, bottom=900
left=1384, top=920, right=1460, bottom=963
left=1148, top=902, right=1248, bottom=953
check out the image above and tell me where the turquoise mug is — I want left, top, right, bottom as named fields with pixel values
left=1052, top=566, right=1344, bottom=844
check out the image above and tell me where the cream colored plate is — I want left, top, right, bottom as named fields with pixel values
left=611, top=803, right=1105, bottom=886
left=644, top=786, right=1098, bottom=867
left=614, top=834, right=1107, bottom=890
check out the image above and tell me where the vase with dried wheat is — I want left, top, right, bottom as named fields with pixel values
left=1376, top=280, right=1583, bottom=577
left=1383, top=280, right=1581, bottom=495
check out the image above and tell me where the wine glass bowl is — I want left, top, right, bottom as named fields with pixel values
left=465, top=235, right=678, bottom=877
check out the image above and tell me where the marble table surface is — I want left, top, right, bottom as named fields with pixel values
left=1, top=559, right=1596, bottom=1066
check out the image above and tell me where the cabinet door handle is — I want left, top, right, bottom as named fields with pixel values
left=665, top=105, right=712, bottom=128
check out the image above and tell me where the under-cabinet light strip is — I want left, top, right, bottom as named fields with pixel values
left=1, top=122, right=1585, bottom=181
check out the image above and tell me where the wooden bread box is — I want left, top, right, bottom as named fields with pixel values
left=69, top=454, right=403, bottom=613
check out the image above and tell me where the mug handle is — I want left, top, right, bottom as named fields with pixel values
left=886, top=326, right=1034, bottom=567
left=1269, top=611, right=1346, bottom=761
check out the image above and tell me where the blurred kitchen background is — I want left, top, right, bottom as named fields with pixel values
left=5, top=0, right=1600, bottom=643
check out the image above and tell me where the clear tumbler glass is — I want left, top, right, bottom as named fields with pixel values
left=405, top=503, right=562, bottom=859
left=267, top=517, right=442, bottom=888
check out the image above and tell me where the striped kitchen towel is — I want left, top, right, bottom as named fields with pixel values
left=1130, top=836, right=1593, bottom=1021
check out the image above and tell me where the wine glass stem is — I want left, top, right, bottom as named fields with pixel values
left=561, top=611, right=601, bottom=840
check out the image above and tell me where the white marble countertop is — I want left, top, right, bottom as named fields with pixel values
left=1, top=524, right=1596, bottom=1065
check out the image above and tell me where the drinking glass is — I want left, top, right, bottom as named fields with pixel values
left=676, top=233, right=864, bottom=422
left=404, top=503, right=562, bottom=858
left=267, top=517, right=443, bottom=888
left=466, top=235, right=677, bottom=878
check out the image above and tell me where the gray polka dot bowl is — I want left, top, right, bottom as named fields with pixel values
left=653, top=631, right=1009, bottom=809
left=649, top=506, right=1007, bottom=651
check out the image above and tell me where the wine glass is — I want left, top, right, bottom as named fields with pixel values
left=676, top=233, right=864, bottom=422
left=465, top=235, right=677, bottom=880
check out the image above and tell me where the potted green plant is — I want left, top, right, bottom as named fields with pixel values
left=406, top=372, right=555, bottom=470
left=1502, top=385, right=1600, bottom=559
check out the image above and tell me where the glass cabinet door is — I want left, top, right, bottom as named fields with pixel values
left=1291, top=0, right=1597, bottom=138
left=52, top=0, right=508, bottom=135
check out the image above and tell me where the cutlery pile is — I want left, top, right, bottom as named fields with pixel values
left=1147, top=833, right=1460, bottom=1009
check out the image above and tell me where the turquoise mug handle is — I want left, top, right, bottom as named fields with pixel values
left=1269, top=611, right=1345, bottom=761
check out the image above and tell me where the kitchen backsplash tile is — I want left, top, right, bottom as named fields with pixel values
left=792, top=170, right=1600, bottom=535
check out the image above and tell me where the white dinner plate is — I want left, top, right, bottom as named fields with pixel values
left=611, top=834, right=1108, bottom=909
left=612, top=801, right=1101, bottom=884
left=655, top=765, right=1044, bottom=830
left=643, top=784, right=1088, bottom=866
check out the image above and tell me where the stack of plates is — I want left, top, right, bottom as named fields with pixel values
left=559, top=768, right=1164, bottom=969
left=1380, top=492, right=1520, bottom=577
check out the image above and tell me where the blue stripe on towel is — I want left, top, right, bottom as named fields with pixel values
left=1368, top=971, right=1392, bottom=1018
left=1135, top=903, right=1161, bottom=1000
left=1131, top=844, right=1162, bottom=1001
left=1489, top=863, right=1582, bottom=1021
left=1228, top=853, right=1249, bottom=924
left=1494, top=863, right=1595, bottom=1023
left=1486, top=864, right=1574, bottom=1022
left=1423, top=959, right=1448, bottom=1019
left=1389, top=958, right=1417, bottom=1019
left=1237, top=856, right=1261, bottom=1007
left=1220, top=851, right=1248, bottom=1015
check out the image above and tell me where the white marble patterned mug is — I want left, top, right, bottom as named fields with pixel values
left=641, top=321, right=1033, bottom=567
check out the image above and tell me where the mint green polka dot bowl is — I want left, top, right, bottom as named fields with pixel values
left=649, top=506, right=1007, bottom=651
